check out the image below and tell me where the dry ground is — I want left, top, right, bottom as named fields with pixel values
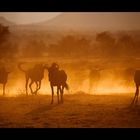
left=0, top=93, right=140, bottom=128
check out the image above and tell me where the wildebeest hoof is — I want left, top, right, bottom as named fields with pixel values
left=32, top=90, right=37, bottom=95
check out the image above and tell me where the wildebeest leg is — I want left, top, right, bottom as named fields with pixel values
left=136, top=94, right=139, bottom=104
left=25, top=76, right=29, bottom=96
left=3, top=83, right=6, bottom=96
left=38, top=80, right=41, bottom=93
left=36, top=81, right=39, bottom=90
left=38, top=80, right=41, bottom=90
left=35, top=81, right=41, bottom=95
left=136, top=87, right=139, bottom=104
left=51, top=84, right=54, bottom=104
left=60, top=85, right=64, bottom=103
left=57, top=86, right=60, bottom=104
left=89, top=80, right=92, bottom=94
left=131, top=84, right=139, bottom=105
left=34, top=81, right=39, bottom=95
left=29, top=80, right=34, bottom=94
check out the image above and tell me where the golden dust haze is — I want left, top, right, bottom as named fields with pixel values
left=0, top=12, right=139, bottom=96
left=1, top=12, right=140, bottom=128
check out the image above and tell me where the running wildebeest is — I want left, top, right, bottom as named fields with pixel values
left=0, top=67, right=10, bottom=96
left=18, top=63, right=46, bottom=95
left=46, top=63, right=69, bottom=104
left=131, top=70, right=140, bottom=105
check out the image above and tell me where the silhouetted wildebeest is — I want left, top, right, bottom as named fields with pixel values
left=132, top=70, right=140, bottom=105
left=122, top=68, right=135, bottom=86
left=89, top=68, right=101, bottom=94
left=46, top=63, right=69, bottom=104
left=0, top=67, right=10, bottom=95
left=18, top=63, right=46, bottom=95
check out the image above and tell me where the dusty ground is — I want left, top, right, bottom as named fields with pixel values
left=0, top=93, right=140, bottom=128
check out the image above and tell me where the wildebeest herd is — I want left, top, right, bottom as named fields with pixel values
left=0, top=62, right=69, bottom=104
left=0, top=62, right=140, bottom=105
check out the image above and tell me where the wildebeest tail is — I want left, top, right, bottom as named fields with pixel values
left=65, top=82, right=69, bottom=90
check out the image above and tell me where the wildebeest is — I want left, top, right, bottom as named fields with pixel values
left=18, top=63, right=46, bottom=95
left=132, top=70, right=140, bottom=105
left=46, top=63, right=69, bottom=104
left=0, top=67, right=10, bottom=95
left=122, top=68, right=135, bottom=86
left=89, top=68, right=101, bottom=94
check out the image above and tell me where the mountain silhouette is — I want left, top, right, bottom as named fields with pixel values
left=0, top=16, right=16, bottom=26
left=9, top=13, right=140, bottom=31
left=35, top=12, right=140, bottom=31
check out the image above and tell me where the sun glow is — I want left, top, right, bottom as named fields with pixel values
left=0, top=79, right=135, bottom=97
left=82, top=78, right=134, bottom=95
left=0, top=66, right=135, bottom=97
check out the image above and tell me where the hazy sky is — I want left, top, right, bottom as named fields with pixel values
left=0, top=12, right=61, bottom=24
left=0, top=12, right=140, bottom=30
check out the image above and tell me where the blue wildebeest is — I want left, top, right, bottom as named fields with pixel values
left=131, top=70, right=140, bottom=105
left=18, top=63, right=46, bottom=95
left=0, top=67, right=10, bottom=95
left=88, top=68, right=101, bottom=94
left=46, top=63, right=69, bottom=104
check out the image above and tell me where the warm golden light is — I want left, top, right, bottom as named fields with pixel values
left=1, top=71, right=135, bottom=97
left=0, top=12, right=140, bottom=128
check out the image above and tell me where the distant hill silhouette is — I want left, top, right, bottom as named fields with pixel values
left=0, top=17, right=16, bottom=26
left=33, top=13, right=96, bottom=31
left=34, top=12, right=140, bottom=31
left=10, top=13, right=140, bottom=31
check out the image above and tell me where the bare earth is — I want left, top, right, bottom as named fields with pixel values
left=0, top=93, right=140, bottom=128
